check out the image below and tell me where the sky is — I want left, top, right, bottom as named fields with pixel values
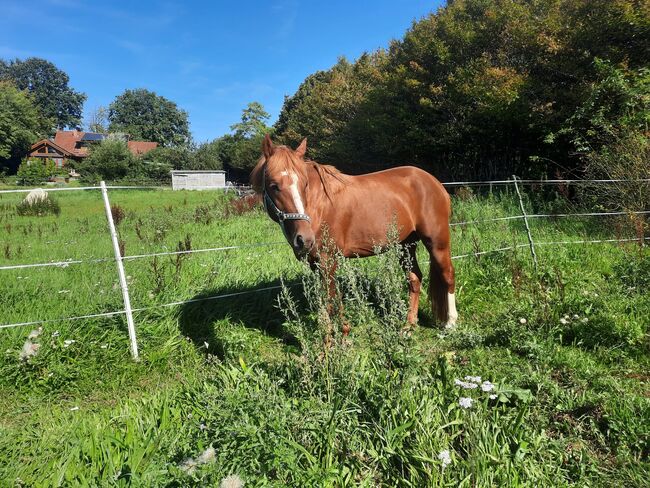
left=0, top=0, right=443, bottom=143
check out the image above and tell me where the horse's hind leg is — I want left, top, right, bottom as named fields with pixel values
left=401, top=242, right=422, bottom=326
left=422, top=234, right=457, bottom=328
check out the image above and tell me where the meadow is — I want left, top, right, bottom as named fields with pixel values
left=0, top=185, right=648, bottom=487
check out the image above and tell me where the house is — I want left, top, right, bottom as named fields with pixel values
left=28, top=129, right=158, bottom=167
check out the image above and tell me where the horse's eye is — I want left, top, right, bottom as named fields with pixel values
left=270, top=183, right=280, bottom=192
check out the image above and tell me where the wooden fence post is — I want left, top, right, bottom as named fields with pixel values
left=100, top=181, right=139, bottom=360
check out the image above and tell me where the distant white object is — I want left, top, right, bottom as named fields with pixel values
left=171, top=170, right=226, bottom=190
left=24, top=188, right=48, bottom=205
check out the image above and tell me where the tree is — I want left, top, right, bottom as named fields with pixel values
left=86, top=105, right=109, bottom=133
left=230, top=102, right=270, bottom=138
left=219, top=102, right=272, bottom=175
left=0, top=57, right=86, bottom=130
left=77, top=139, right=139, bottom=182
left=108, top=89, right=190, bottom=146
left=0, top=81, right=51, bottom=172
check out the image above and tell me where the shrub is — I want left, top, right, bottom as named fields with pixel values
left=78, top=139, right=139, bottom=183
left=582, top=133, right=649, bottom=240
left=15, top=158, right=56, bottom=186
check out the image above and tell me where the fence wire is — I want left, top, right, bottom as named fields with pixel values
left=1, top=179, right=647, bottom=332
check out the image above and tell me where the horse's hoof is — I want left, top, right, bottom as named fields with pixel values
left=444, top=319, right=457, bottom=330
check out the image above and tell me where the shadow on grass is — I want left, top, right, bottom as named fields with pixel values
left=177, top=277, right=303, bottom=358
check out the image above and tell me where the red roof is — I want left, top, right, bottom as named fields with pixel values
left=53, top=129, right=87, bottom=157
left=128, top=140, right=158, bottom=155
left=48, top=130, right=157, bottom=157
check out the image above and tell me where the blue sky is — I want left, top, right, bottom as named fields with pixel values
left=0, top=0, right=443, bottom=142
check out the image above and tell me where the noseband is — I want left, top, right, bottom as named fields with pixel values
left=262, top=165, right=311, bottom=237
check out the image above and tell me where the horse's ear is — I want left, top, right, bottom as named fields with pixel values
left=262, top=134, right=275, bottom=158
left=295, top=138, right=307, bottom=159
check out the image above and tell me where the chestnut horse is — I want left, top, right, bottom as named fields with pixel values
left=250, top=135, right=457, bottom=328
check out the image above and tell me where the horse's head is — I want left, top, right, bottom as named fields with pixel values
left=252, top=135, right=315, bottom=256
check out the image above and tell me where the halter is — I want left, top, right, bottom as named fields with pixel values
left=262, top=165, right=311, bottom=238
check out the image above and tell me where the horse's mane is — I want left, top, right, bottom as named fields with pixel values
left=250, top=146, right=349, bottom=201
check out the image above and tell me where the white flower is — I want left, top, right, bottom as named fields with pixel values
left=559, top=318, right=568, bottom=325
left=573, top=314, right=579, bottom=319
left=581, top=317, right=589, bottom=323
left=52, top=330, right=60, bottom=337
left=57, top=289, right=70, bottom=294
left=197, top=447, right=216, bottom=464
left=28, top=327, right=42, bottom=340
left=438, top=449, right=452, bottom=468
left=70, top=406, right=79, bottom=411
left=489, top=394, right=497, bottom=400
left=464, top=375, right=481, bottom=383
left=19, top=340, right=40, bottom=360
left=204, top=341, right=209, bottom=350
left=459, top=397, right=473, bottom=409
left=519, top=318, right=527, bottom=324
left=100, top=344, right=108, bottom=349
left=481, top=381, right=495, bottom=392
left=219, top=474, right=244, bottom=488
left=454, top=379, right=478, bottom=389
left=63, top=339, right=76, bottom=348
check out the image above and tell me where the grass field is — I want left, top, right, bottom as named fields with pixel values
left=0, top=185, right=648, bottom=486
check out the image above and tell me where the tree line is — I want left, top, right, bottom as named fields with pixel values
left=272, top=0, right=649, bottom=181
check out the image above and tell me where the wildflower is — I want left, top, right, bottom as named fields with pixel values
left=63, top=339, right=76, bottom=348
left=100, top=344, right=108, bottom=349
left=19, top=340, right=40, bottom=360
left=481, top=381, right=495, bottom=392
left=197, top=447, right=216, bottom=464
left=220, top=474, right=244, bottom=488
left=204, top=341, right=209, bottom=350
left=70, top=406, right=79, bottom=411
left=454, top=379, right=478, bottom=389
left=57, top=290, right=70, bottom=294
left=559, top=318, right=568, bottom=325
left=180, top=457, right=198, bottom=475
left=573, top=314, right=579, bottom=319
left=28, top=327, right=42, bottom=340
left=519, top=318, right=527, bottom=324
left=438, top=449, right=452, bottom=468
left=464, top=375, right=481, bottom=383
left=52, top=330, right=60, bottom=337
left=581, top=317, right=589, bottom=323
left=459, top=397, right=473, bottom=409
left=489, top=394, right=497, bottom=400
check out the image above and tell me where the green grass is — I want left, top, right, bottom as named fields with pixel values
left=0, top=187, right=648, bottom=486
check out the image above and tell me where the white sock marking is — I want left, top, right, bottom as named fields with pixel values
left=445, top=292, right=458, bottom=329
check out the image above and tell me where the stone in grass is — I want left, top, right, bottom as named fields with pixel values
left=19, top=340, right=40, bottom=360
left=23, top=188, right=49, bottom=205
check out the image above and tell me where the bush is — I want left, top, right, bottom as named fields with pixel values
left=146, top=146, right=195, bottom=170
left=15, top=158, right=56, bottom=186
left=582, top=133, right=649, bottom=240
left=78, top=139, right=139, bottom=183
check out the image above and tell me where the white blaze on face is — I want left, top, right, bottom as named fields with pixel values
left=445, top=293, right=458, bottom=329
left=280, top=171, right=305, bottom=214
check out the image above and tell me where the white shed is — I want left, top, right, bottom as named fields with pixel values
left=171, top=170, right=226, bottom=190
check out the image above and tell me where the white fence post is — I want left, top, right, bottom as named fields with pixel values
left=512, top=175, right=538, bottom=270
left=100, top=181, right=139, bottom=360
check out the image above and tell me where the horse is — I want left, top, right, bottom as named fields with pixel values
left=250, top=135, right=457, bottom=329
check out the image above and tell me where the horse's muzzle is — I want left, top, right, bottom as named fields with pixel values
left=293, top=233, right=314, bottom=255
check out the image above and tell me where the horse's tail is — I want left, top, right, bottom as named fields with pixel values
left=429, top=259, right=449, bottom=322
